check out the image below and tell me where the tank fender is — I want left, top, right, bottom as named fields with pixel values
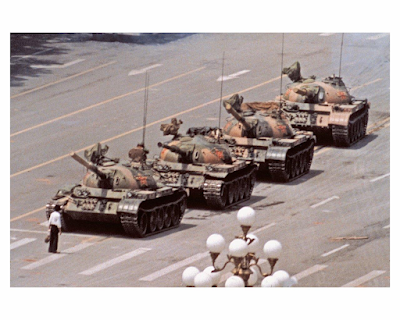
left=266, top=146, right=291, bottom=162
left=117, top=198, right=146, bottom=215
left=328, top=111, right=351, bottom=126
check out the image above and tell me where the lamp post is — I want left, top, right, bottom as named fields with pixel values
left=182, top=206, right=297, bottom=287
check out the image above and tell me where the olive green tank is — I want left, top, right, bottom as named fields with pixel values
left=280, top=61, right=370, bottom=147
left=221, top=94, right=316, bottom=182
left=46, top=143, right=187, bottom=237
left=151, top=120, right=258, bottom=209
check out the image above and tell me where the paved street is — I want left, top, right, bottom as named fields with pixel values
left=9, top=32, right=391, bottom=317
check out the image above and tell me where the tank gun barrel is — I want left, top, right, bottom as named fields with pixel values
left=224, top=103, right=252, bottom=130
left=71, top=152, right=107, bottom=180
left=157, top=142, right=188, bottom=157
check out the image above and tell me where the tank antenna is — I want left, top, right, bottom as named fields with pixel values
left=339, top=33, right=344, bottom=78
left=218, top=51, right=225, bottom=129
left=279, top=33, right=285, bottom=107
left=142, top=71, right=149, bottom=148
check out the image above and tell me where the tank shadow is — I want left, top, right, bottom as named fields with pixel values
left=63, top=220, right=196, bottom=239
left=186, top=195, right=264, bottom=211
left=255, top=169, right=324, bottom=186
left=314, top=134, right=377, bottom=149
left=344, top=134, right=378, bottom=150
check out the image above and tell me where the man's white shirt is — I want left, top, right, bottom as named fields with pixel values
left=49, top=211, right=62, bottom=228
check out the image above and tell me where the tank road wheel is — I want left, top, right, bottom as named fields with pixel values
left=238, top=178, right=246, bottom=200
left=227, top=183, right=235, bottom=205
left=156, top=208, right=165, bottom=231
left=148, top=210, right=157, bottom=233
left=171, top=204, right=181, bottom=226
left=137, top=211, right=148, bottom=236
left=290, top=157, right=297, bottom=179
left=243, top=177, right=251, bottom=199
left=163, top=205, right=173, bottom=228
left=294, top=154, right=301, bottom=177
left=232, top=181, right=240, bottom=203
left=249, top=172, right=257, bottom=192
left=218, top=184, right=229, bottom=209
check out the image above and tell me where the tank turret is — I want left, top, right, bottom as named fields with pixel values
left=223, top=95, right=295, bottom=139
left=46, top=143, right=187, bottom=237
left=281, top=61, right=370, bottom=147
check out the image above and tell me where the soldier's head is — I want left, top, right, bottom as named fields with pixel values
left=54, top=205, right=61, bottom=211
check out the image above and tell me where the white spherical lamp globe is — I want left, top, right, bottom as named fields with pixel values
left=194, top=272, right=213, bottom=287
left=246, top=233, right=260, bottom=253
left=225, top=275, right=245, bottom=287
left=247, top=266, right=259, bottom=286
left=206, top=234, right=226, bottom=253
left=203, top=266, right=222, bottom=286
left=229, top=239, right=248, bottom=258
left=263, top=240, right=282, bottom=259
left=272, top=270, right=290, bottom=287
left=237, top=206, right=256, bottom=227
left=261, top=276, right=280, bottom=287
left=182, top=266, right=200, bottom=286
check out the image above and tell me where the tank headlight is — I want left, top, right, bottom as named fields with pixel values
left=318, top=90, right=325, bottom=102
left=127, top=191, right=133, bottom=198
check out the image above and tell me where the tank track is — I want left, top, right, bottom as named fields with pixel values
left=268, top=139, right=315, bottom=182
left=332, top=107, right=369, bottom=147
left=203, top=165, right=258, bottom=209
left=119, top=191, right=187, bottom=238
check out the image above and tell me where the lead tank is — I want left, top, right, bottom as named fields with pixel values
left=152, top=120, right=258, bottom=209
left=46, top=143, right=187, bottom=237
left=280, top=61, right=370, bottom=147
left=221, top=94, right=316, bottom=182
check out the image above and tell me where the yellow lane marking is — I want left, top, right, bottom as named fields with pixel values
left=10, top=61, right=116, bottom=99
left=10, top=206, right=46, bottom=222
left=10, top=66, right=205, bottom=137
left=10, top=75, right=282, bottom=179
left=351, top=78, right=382, bottom=91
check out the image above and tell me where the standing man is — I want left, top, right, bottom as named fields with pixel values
left=48, top=205, right=62, bottom=253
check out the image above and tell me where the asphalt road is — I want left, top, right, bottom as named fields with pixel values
left=10, top=33, right=390, bottom=289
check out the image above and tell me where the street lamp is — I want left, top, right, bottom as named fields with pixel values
left=182, top=206, right=297, bottom=287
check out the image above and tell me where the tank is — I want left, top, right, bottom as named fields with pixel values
left=151, top=120, right=258, bottom=209
left=221, top=94, right=316, bottom=182
left=45, top=143, right=187, bottom=237
left=280, top=61, right=370, bottom=147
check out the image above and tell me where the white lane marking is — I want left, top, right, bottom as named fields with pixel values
left=294, top=264, right=328, bottom=281
left=128, top=64, right=162, bottom=76
left=383, top=225, right=390, bottom=229
left=10, top=238, right=36, bottom=250
left=311, top=196, right=339, bottom=209
left=11, top=48, right=54, bottom=62
left=319, top=33, right=335, bottom=37
left=217, top=70, right=250, bottom=81
left=367, top=34, right=389, bottom=41
left=80, top=248, right=151, bottom=276
left=139, top=251, right=209, bottom=281
left=342, top=270, right=386, bottom=287
left=321, top=244, right=349, bottom=257
left=10, top=228, right=98, bottom=238
left=40, top=220, right=49, bottom=227
left=31, top=59, right=85, bottom=69
left=21, top=242, right=95, bottom=270
left=252, top=222, right=276, bottom=235
left=370, top=173, right=390, bottom=182
left=351, top=78, right=382, bottom=91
